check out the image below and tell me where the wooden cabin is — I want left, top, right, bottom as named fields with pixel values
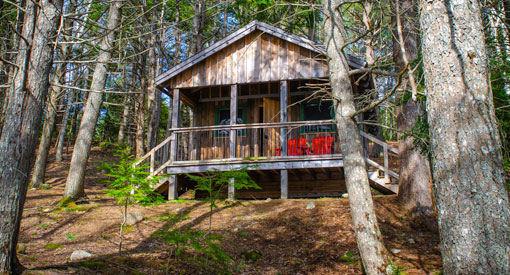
left=140, top=21, right=399, bottom=199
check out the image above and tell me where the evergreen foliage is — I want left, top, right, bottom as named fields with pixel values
left=100, top=146, right=164, bottom=255
left=187, top=167, right=261, bottom=234
left=100, top=146, right=164, bottom=206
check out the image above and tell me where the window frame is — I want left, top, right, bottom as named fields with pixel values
left=214, top=104, right=248, bottom=137
left=299, top=100, right=336, bottom=134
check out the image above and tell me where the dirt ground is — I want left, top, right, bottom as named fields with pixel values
left=18, top=147, right=442, bottom=275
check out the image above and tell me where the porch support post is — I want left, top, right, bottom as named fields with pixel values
left=281, top=169, right=288, bottom=199
left=228, top=85, right=238, bottom=200
left=280, top=80, right=288, bottom=199
left=169, top=88, right=181, bottom=200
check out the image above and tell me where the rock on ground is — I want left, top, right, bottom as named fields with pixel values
left=305, top=202, right=315, bottom=210
left=126, top=211, right=144, bottom=225
left=70, top=250, right=93, bottom=261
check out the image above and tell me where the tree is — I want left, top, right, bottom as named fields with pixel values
left=100, top=146, right=163, bottom=255
left=420, top=0, right=510, bottom=273
left=0, top=0, right=63, bottom=272
left=392, top=0, right=436, bottom=231
left=30, top=1, right=76, bottom=187
left=64, top=0, right=123, bottom=200
left=323, top=0, right=392, bottom=273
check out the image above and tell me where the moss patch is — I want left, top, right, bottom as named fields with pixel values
left=44, top=243, right=64, bottom=250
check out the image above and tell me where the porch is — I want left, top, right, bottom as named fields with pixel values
left=138, top=120, right=399, bottom=199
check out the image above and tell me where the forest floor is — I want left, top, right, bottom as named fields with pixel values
left=19, top=147, right=442, bottom=275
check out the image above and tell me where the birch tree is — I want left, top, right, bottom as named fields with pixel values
left=0, top=0, right=63, bottom=272
left=323, top=0, right=392, bottom=273
left=420, top=0, right=510, bottom=273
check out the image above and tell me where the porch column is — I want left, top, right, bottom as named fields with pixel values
left=228, top=85, right=238, bottom=200
left=169, top=88, right=181, bottom=200
left=280, top=81, right=288, bottom=199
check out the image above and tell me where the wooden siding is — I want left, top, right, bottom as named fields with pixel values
left=166, top=31, right=329, bottom=89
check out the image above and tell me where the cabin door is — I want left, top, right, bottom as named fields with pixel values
left=263, top=98, right=280, bottom=156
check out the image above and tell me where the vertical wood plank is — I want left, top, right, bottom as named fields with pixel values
left=185, top=68, right=192, bottom=87
left=218, top=49, right=224, bottom=85
left=192, top=64, right=197, bottom=86
left=281, top=40, right=288, bottom=79
left=270, top=36, right=278, bottom=80
left=211, top=53, right=217, bottom=85
left=246, top=33, right=254, bottom=82
left=260, top=34, right=268, bottom=82
left=239, top=36, right=246, bottom=83
left=299, top=47, right=311, bottom=78
left=225, top=46, right=230, bottom=84
left=206, top=57, right=211, bottom=86
left=232, top=43, right=238, bottom=84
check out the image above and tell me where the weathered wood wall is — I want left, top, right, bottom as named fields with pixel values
left=165, top=31, right=329, bottom=89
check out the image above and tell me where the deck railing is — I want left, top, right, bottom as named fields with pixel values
left=137, top=120, right=399, bottom=181
left=137, top=120, right=339, bottom=175
left=360, top=131, right=399, bottom=180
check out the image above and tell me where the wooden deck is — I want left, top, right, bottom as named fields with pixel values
left=137, top=121, right=399, bottom=199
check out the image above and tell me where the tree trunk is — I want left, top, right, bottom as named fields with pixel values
left=420, top=0, right=510, bottom=273
left=0, top=1, right=24, bottom=133
left=30, top=85, right=59, bottom=188
left=191, top=0, right=206, bottom=55
left=55, top=90, right=74, bottom=162
left=64, top=0, right=123, bottom=200
left=135, top=91, right=146, bottom=158
left=323, top=0, right=392, bottom=273
left=0, top=1, right=63, bottom=272
left=146, top=19, right=161, bottom=151
left=118, top=95, right=131, bottom=145
left=396, top=100, right=436, bottom=230
left=392, top=0, right=436, bottom=231
left=503, top=0, right=510, bottom=33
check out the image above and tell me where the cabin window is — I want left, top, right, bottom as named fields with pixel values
left=300, top=101, right=335, bottom=133
left=214, top=105, right=247, bottom=136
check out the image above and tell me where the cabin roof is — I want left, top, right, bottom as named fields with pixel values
left=156, top=21, right=366, bottom=89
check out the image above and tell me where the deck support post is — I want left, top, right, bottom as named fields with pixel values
left=228, top=85, right=238, bottom=200
left=281, top=169, right=288, bottom=199
left=168, top=88, right=181, bottom=200
left=280, top=81, right=288, bottom=199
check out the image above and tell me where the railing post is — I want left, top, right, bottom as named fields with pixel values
left=228, top=85, right=237, bottom=200
left=150, top=150, right=155, bottom=176
left=383, top=144, right=389, bottom=179
left=168, top=89, right=181, bottom=200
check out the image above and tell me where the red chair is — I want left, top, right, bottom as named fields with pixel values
left=310, top=136, right=334, bottom=155
left=276, top=138, right=309, bottom=156
left=288, top=138, right=309, bottom=156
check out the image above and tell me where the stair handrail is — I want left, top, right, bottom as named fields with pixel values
left=134, top=131, right=174, bottom=177
left=359, top=131, right=399, bottom=180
